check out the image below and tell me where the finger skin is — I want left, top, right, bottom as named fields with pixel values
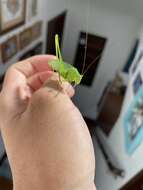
left=2, top=55, right=55, bottom=92
left=12, top=55, right=56, bottom=77
left=28, top=71, right=53, bottom=91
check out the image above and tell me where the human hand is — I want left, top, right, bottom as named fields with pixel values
left=0, top=55, right=96, bottom=190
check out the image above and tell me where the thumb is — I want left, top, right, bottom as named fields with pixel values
left=1, top=67, right=31, bottom=117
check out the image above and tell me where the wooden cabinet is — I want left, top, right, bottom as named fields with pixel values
left=84, top=86, right=124, bottom=136
left=96, top=90, right=124, bottom=136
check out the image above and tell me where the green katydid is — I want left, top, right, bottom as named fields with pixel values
left=48, top=34, right=101, bottom=86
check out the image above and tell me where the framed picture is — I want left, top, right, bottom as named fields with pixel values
left=1, top=35, right=18, bottom=63
left=19, top=28, right=32, bottom=49
left=0, top=0, right=26, bottom=34
left=124, top=87, right=143, bottom=155
left=31, top=21, right=42, bottom=41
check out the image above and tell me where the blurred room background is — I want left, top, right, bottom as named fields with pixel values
left=0, top=0, right=143, bottom=189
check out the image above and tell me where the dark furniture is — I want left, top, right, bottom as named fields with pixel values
left=96, top=89, right=124, bottom=136
left=120, top=170, right=143, bottom=190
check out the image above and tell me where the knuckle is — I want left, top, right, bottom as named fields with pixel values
left=6, top=65, right=15, bottom=74
left=4, top=65, right=16, bottom=80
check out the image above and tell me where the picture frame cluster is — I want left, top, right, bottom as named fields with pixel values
left=0, top=0, right=42, bottom=63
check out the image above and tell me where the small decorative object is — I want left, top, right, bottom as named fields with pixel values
left=31, top=21, right=42, bottom=41
left=124, top=87, right=143, bottom=154
left=0, top=0, right=26, bottom=34
left=1, top=35, right=18, bottom=63
left=19, top=28, right=32, bottom=49
left=133, top=73, right=143, bottom=94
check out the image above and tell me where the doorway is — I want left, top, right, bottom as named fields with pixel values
left=46, top=11, right=67, bottom=55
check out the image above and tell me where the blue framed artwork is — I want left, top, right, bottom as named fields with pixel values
left=124, top=87, right=143, bottom=154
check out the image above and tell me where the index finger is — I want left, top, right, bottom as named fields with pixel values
left=2, top=55, right=56, bottom=96
left=13, top=55, right=56, bottom=78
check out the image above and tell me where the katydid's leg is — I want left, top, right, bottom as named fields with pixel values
left=56, top=35, right=63, bottom=61
left=58, top=72, right=63, bottom=85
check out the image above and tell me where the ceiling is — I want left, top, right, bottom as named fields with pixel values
left=95, top=0, right=143, bottom=20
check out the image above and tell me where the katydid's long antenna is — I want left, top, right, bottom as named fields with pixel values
left=82, top=33, right=88, bottom=74
left=82, top=0, right=91, bottom=75
left=83, top=54, right=101, bottom=76
left=55, top=35, right=58, bottom=59
left=55, top=34, right=63, bottom=61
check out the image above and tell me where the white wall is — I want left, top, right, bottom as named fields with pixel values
left=139, top=24, right=143, bottom=42
left=62, top=0, right=141, bottom=119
